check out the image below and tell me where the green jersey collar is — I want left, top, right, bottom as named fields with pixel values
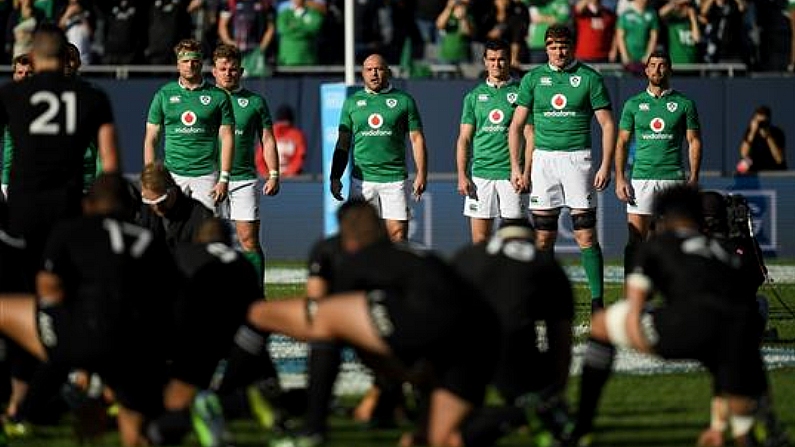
left=364, top=84, right=393, bottom=95
left=178, top=78, right=206, bottom=90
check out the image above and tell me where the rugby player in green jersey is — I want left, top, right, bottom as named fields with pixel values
left=507, top=24, right=615, bottom=312
left=211, top=43, right=280, bottom=283
left=614, top=50, right=701, bottom=272
left=144, top=38, right=235, bottom=213
left=456, top=39, right=528, bottom=244
left=329, top=54, right=428, bottom=242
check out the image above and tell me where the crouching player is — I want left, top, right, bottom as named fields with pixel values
left=571, top=184, right=790, bottom=447
left=245, top=199, right=500, bottom=446
left=452, top=219, right=576, bottom=446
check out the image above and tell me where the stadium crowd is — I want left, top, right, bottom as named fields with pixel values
left=0, top=0, right=793, bottom=75
left=0, top=13, right=791, bottom=447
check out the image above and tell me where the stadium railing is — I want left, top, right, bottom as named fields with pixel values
left=0, top=62, right=752, bottom=80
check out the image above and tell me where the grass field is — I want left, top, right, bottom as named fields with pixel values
left=8, top=271, right=795, bottom=447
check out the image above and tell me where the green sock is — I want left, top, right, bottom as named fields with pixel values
left=581, top=244, right=604, bottom=301
left=243, top=249, right=264, bottom=285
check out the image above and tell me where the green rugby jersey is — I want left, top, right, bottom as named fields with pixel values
left=460, top=79, right=521, bottom=179
left=619, top=89, right=700, bottom=180
left=339, top=86, right=423, bottom=182
left=617, top=8, right=660, bottom=63
left=517, top=61, right=611, bottom=151
left=227, top=88, right=273, bottom=181
left=2, top=129, right=12, bottom=185
left=666, top=15, right=699, bottom=64
left=147, top=81, right=235, bottom=177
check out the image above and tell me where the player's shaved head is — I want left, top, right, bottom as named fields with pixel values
left=363, top=53, right=387, bottom=68
left=31, top=24, right=68, bottom=66
left=84, top=172, right=138, bottom=219
left=338, top=198, right=387, bottom=252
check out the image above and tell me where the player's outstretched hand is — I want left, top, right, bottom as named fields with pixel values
left=330, top=178, right=344, bottom=201
left=593, top=167, right=611, bottom=191
left=212, top=182, right=229, bottom=203
left=263, top=177, right=280, bottom=196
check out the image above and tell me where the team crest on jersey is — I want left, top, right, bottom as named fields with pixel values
left=169, top=95, right=181, bottom=104
left=478, top=94, right=489, bottom=102
left=368, top=113, right=384, bottom=129
left=570, top=76, right=581, bottom=87
left=200, top=95, right=211, bottom=106
left=540, top=77, right=552, bottom=86
left=488, top=109, right=505, bottom=124
left=507, top=92, right=517, bottom=103
left=386, top=98, right=397, bottom=108
left=181, top=111, right=198, bottom=126
left=666, top=102, right=678, bottom=112
left=650, top=117, right=665, bottom=132
left=639, top=103, right=650, bottom=111
left=551, top=93, right=567, bottom=110
left=237, top=98, right=249, bottom=108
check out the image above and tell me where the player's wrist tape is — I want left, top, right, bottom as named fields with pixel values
left=626, top=273, right=652, bottom=292
left=219, top=171, right=230, bottom=183
left=269, top=170, right=279, bottom=179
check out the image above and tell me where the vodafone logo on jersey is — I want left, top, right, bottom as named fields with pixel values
left=551, top=94, right=567, bottom=110
left=488, top=109, right=505, bottom=124
left=181, top=111, right=197, bottom=126
left=368, top=113, right=384, bottom=129
left=650, top=117, right=665, bottom=132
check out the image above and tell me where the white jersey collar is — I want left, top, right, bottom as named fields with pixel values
left=178, top=78, right=206, bottom=90
left=364, top=83, right=393, bottom=94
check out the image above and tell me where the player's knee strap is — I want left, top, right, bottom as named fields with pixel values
left=532, top=213, right=559, bottom=232
left=605, top=300, right=632, bottom=348
left=572, top=210, right=597, bottom=230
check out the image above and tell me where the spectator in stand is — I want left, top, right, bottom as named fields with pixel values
left=527, top=0, right=572, bottom=64
left=659, top=0, right=702, bottom=64
left=615, top=0, right=659, bottom=69
left=275, top=0, right=324, bottom=66
left=1, top=53, right=33, bottom=201
left=56, top=0, right=92, bottom=65
left=145, top=0, right=193, bottom=65
left=790, top=0, right=795, bottom=72
left=386, top=0, right=424, bottom=65
left=573, top=0, right=617, bottom=63
left=6, top=0, right=46, bottom=60
left=98, top=0, right=145, bottom=65
left=353, top=0, right=386, bottom=63
left=754, top=0, right=791, bottom=71
left=417, top=0, right=446, bottom=55
left=217, top=0, right=276, bottom=77
left=479, top=0, right=530, bottom=69
left=435, top=0, right=475, bottom=65
left=267, top=104, right=307, bottom=177
left=737, top=105, right=787, bottom=174
left=699, top=0, right=750, bottom=65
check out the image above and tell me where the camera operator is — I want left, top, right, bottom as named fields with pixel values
left=737, top=105, right=787, bottom=174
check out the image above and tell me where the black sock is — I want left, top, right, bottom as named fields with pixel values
left=575, top=338, right=615, bottom=435
left=460, top=406, right=526, bottom=447
left=304, top=341, right=342, bottom=435
left=217, top=324, right=278, bottom=394
left=146, top=409, right=191, bottom=446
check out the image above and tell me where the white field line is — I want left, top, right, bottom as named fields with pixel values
left=268, top=334, right=795, bottom=394
left=267, top=265, right=795, bottom=285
